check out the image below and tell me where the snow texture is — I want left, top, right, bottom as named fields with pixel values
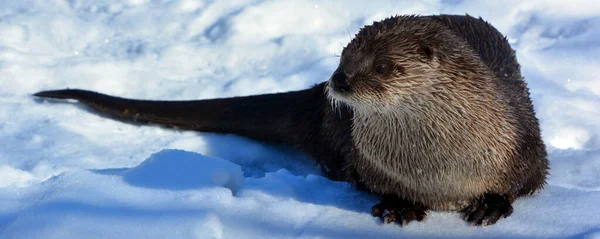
left=1, top=0, right=599, bottom=238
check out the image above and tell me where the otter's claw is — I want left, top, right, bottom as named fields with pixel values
left=371, top=196, right=427, bottom=226
left=463, top=193, right=513, bottom=226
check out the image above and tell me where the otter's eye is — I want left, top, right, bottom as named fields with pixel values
left=375, top=64, right=388, bottom=74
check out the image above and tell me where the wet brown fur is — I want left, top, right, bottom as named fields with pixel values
left=327, top=15, right=548, bottom=210
left=34, top=15, right=548, bottom=221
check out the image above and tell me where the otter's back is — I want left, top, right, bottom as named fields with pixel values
left=430, top=15, right=521, bottom=81
left=431, top=14, right=548, bottom=196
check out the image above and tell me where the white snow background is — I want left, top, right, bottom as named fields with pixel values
left=1, top=0, right=599, bottom=238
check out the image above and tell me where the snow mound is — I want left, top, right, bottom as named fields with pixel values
left=123, top=149, right=245, bottom=192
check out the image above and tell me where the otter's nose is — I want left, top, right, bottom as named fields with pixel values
left=331, top=72, right=350, bottom=93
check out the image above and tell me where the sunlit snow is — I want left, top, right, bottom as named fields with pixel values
left=1, top=0, right=599, bottom=238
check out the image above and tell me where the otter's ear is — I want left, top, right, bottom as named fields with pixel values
left=418, top=43, right=434, bottom=61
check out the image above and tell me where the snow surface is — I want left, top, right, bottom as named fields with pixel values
left=1, top=0, right=599, bottom=238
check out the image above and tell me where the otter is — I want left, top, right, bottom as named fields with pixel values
left=33, top=14, right=548, bottom=226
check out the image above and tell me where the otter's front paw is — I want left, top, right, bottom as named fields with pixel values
left=463, top=193, right=513, bottom=226
left=371, top=197, right=427, bottom=226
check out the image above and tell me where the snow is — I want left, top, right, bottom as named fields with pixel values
left=1, top=0, right=599, bottom=238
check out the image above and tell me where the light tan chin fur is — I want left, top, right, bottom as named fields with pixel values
left=334, top=76, right=518, bottom=210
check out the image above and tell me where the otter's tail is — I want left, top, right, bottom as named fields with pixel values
left=33, top=88, right=318, bottom=144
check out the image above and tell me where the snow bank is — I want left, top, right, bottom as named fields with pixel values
left=122, top=149, right=245, bottom=192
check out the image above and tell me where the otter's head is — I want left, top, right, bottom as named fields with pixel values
left=327, top=16, right=461, bottom=112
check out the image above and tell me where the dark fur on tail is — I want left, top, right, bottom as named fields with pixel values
left=35, top=87, right=318, bottom=145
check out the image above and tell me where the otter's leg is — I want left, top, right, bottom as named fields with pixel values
left=463, top=193, right=514, bottom=226
left=371, top=195, right=427, bottom=226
